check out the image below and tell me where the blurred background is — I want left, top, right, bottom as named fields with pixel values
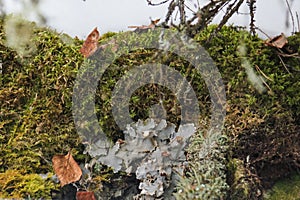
left=1, top=0, right=300, bottom=39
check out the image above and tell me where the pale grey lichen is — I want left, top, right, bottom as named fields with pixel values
left=85, top=118, right=196, bottom=198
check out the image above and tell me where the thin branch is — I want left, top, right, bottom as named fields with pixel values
left=277, top=54, right=291, bottom=74
left=164, top=0, right=176, bottom=24
left=207, top=0, right=244, bottom=42
left=179, top=0, right=186, bottom=25
left=184, top=3, right=196, bottom=14
left=196, top=0, right=200, bottom=9
left=151, top=0, right=249, bottom=37
left=296, top=12, right=300, bottom=33
left=192, top=1, right=227, bottom=31
left=217, top=0, right=244, bottom=30
left=147, top=0, right=170, bottom=6
left=247, top=0, right=256, bottom=35
left=285, top=0, right=295, bottom=34
left=255, top=26, right=272, bottom=39
left=236, top=11, right=251, bottom=15
left=255, top=65, right=273, bottom=82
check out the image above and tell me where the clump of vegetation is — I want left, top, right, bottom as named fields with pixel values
left=0, top=169, right=56, bottom=199
left=0, top=16, right=85, bottom=198
left=264, top=173, right=300, bottom=200
left=194, top=25, right=300, bottom=199
left=175, top=129, right=229, bottom=199
left=0, top=14, right=299, bottom=199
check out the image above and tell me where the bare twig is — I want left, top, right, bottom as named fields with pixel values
left=164, top=0, right=176, bottom=24
left=147, top=0, right=260, bottom=38
left=278, top=52, right=300, bottom=58
left=277, top=54, right=291, bottom=74
left=189, top=1, right=227, bottom=35
left=247, top=0, right=256, bottom=35
left=179, top=0, right=186, bottom=26
left=217, top=0, right=244, bottom=31
left=296, top=12, right=300, bottom=32
left=147, top=0, right=170, bottom=6
left=184, top=3, right=196, bottom=14
left=285, top=0, right=295, bottom=34
left=255, top=65, right=273, bottom=82
left=207, top=0, right=244, bottom=42
left=196, top=0, right=200, bottom=9
left=255, top=27, right=272, bottom=39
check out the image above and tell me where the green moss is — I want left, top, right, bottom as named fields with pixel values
left=0, top=169, right=56, bottom=199
left=1, top=15, right=299, bottom=198
left=227, top=159, right=251, bottom=199
left=1, top=15, right=83, bottom=171
left=0, top=16, right=84, bottom=198
left=193, top=25, right=299, bottom=199
left=100, top=31, right=117, bottom=41
left=264, top=173, right=300, bottom=200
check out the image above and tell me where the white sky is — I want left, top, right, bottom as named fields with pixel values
left=2, top=0, right=300, bottom=39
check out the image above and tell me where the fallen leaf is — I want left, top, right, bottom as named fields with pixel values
left=52, top=151, right=82, bottom=187
left=151, top=18, right=160, bottom=25
left=76, top=191, right=96, bottom=200
left=80, top=27, right=100, bottom=57
left=128, top=18, right=160, bottom=30
left=265, top=33, right=288, bottom=49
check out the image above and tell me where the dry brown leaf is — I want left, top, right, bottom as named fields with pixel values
left=128, top=18, right=160, bottom=30
left=265, top=33, right=288, bottom=49
left=151, top=18, right=160, bottom=25
left=80, top=27, right=100, bottom=58
left=76, top=191, right=96, bottom=200
left=52, top=151, right=82, bottom=187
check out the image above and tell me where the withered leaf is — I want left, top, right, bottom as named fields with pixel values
left=128, top=18, right=160, bottom=30
left=52, top=151, right=82, bottom=187
left=80, top=27, right=100, bottom=58
left=76, top=191, right=96, bottom=200
left=265, top=33, right=288, bottom=49
left=151, top=18, right=160, bottom=25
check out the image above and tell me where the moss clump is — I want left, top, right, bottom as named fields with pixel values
left=1, top=15, right=300, bottom=198
left=90, top=29, right=210, bottom=141
left=0, top=16, right=84, bottom=171
left=190, top=25, right=299, bottom=198
left=0, top=16, right=85, bottom=198
left=0, top=169, right=56, bottom=199
left=264, top=173, right=300, bottom=200
left=175, top=130, right=229, bottom=199
left=227, top=158, right=262, bottom=200
left=227, top=159, right=250, bottom=198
